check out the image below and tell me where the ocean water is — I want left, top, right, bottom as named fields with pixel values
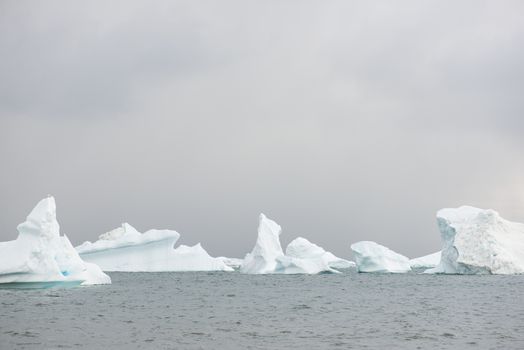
left=1, top=271, right=524, bottom=349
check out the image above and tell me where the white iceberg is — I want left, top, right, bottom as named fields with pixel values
left=409, top=251, right=441, bottom=269
left=240, top=214, right=336, bottom=274
left=350, top=241, right=411, bottom=273
left=76, top=223, right=233, bottom=272
left=240, top=214, right=285, bottom=274
left=273, top=254, right=338, bottom=274
left=286, top=237, right=355, bottom=269
left=169, top=243, right=234, bottom=272
left=0, top=197, right=111, bottom=286
left=425, top=206, right=524, bottom=275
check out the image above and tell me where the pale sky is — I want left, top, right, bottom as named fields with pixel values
left=1, top=1, right=523, bottom=259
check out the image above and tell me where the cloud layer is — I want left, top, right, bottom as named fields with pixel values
left=1, top=1, right=523, bottom=258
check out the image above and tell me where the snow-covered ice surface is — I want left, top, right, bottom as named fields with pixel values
left=426, top=206, right=524, bottom=275
left=240, top=214, right=335, bottom=274
left=77, top=223, right=232, bottom=272
left=76, top=223, right=181, bottom=255
left=409, top=251, right=441, bottom=269
left=0, top=197, right=110, bottom=287
left=286, top=237, right=355, bottom=269
left=351, top=241, right=411, bottom=273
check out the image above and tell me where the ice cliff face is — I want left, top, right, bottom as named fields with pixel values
left=286, top=237, right=355, bottom=269
left=77, top=223, right=233, bottom=272
left=426, top=206, right=524, bottom=275
left=0, top=197, right=110, bottom=286
left=350, top=241, right=411, bottom=273
left=240, top=214, right=336, bottom=274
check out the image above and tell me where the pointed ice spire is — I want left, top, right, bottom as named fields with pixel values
left=16, top=196, right=59, bottom=239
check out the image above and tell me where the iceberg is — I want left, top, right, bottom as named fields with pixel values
left=0, top=197, right=111, bottom=287
left=273, top=254, right=338, bottom=274
left=409, top=251, right=441, bottom=269
left=168, top=243, right=234, bottom=272
left=425, top=206, right=524, bottom=275
left=76, top=223, right=233, bottom=272
left=240, top=214, right=285, bottom=274
left=350, top=241, right=411, bottom=273
left=286, top=237, right=355, bottom=269
left=240, top=214, right=336, bottom=274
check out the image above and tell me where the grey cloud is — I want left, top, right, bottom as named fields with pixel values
left=0, top=1, right=523, bottom=259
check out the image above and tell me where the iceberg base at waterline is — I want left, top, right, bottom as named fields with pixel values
left=76, top=223, right=233, bottom=272
left=0, top=197, right=111, bottom=288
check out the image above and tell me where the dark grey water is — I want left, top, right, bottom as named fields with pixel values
left=1, top=271, right=524, bottom=349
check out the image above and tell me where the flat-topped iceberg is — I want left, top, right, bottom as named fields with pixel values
left=240, top=214, right=336, bottom=274
left=426, top=206, right=524, bottom=275
left=76, top=223, right=233, bottom=272
left=409, top=251, right=441, bottom=269
left=286, top=237, right=355, bottom=269
left=351, top=241, right=411, bottom=273
left=0, top=197, right=110, bottom=287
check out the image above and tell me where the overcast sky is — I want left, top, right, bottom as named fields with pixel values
left=1, top=1, right=523, bottom=259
